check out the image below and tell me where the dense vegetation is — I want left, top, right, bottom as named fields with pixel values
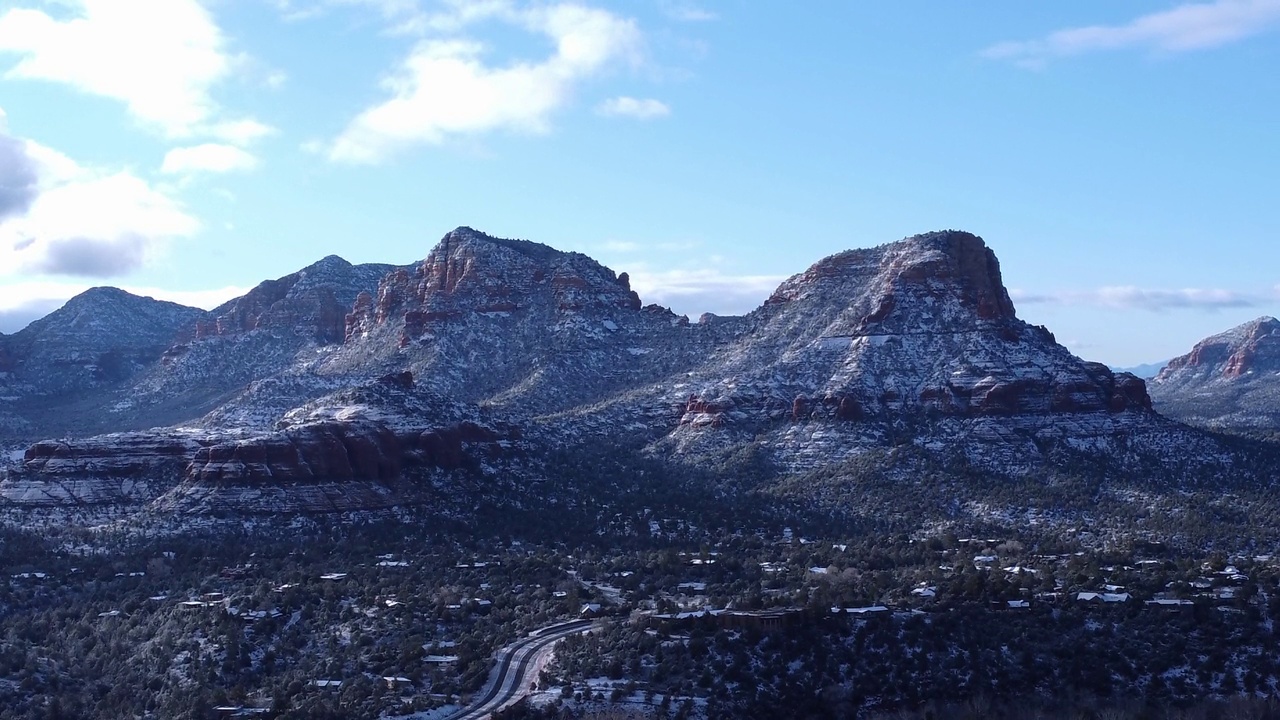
left=4, top=437, right=1280, bottom=718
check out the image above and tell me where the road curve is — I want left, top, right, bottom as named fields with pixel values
left=442, top=619, right=596, bottom=720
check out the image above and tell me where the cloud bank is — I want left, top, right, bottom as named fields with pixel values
left=0, top=125, right=38, bottom=221
left=0, top=134, right=198, bottom=278
left=1010, top=286, right=1271, bottom=311
left=329, top=2, right=644, bottom=162
left=0, top=0, right=240, bottom=136
left=596, top=96, right=670, bottom=120
left=627, top=267, right=786, bottom=318
left=983, top=0, right=1280, bottom=66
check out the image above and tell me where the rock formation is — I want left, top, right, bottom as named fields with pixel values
left=1149, top=317, right=1280, bottom=433
left=0, top=228, right=1252, bottom=517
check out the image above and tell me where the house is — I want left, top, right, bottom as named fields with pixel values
left=911, top=587, right=936, bottom=598
left=580, top=603, right=603, bottom=617
left=319, top=573, right=347, bottom=581
left=645, top=607, right=809, bottom=632
left=382, top=676, right=413, bottom=690
left=312, top=680, right=342, bottom=688
left=715, top=609, right=806, bottom=630
left=833, top=606, right=891, bottom=618
left=1145, top=599, right=1194, bottom=612
left=1076, top=592, right=1130, bottom=604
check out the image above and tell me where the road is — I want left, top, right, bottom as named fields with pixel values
left=441, top=619, right=596, bottom=720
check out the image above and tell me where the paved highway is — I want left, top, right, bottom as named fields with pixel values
left=441, top=619, right=596, bottom=720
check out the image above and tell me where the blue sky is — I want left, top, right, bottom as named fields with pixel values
left=0, top=0, right=1277, bottom=366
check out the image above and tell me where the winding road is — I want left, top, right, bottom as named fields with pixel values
left=441, top=619, right=596, bottom=720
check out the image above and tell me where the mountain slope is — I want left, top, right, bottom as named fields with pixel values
left=324, top=226, right=725, bottom=415
left=1149, top=316, right=1280, bottom=434
left=0, top=228, right=1269, bottom=527
left=570, top=231, right=1177, bottom=476
left=2, top=287, right=205, bottom=394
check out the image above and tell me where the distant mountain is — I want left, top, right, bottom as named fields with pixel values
left=0, top=258, right=397, bottom=442
left=1148, top=316, right=1280, bottom=435
left=0, top=287, right=205, bottom=393
left=0, top=228, right=1266, bottom=523
left=1110, top=361, right=1167, bottom=379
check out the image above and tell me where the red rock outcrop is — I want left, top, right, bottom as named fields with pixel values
left=196, top=256, right=392, bottom=345
left=344, top=227, right=644, bottom=343
left=20, top=432, right=206, bottom=479
left=1159, top=317, right=1280, bottom=381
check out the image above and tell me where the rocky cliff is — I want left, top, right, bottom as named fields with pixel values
left=0, top=228, right=1261, bottom=518
left=1149, top=317, right=1280, bottom=434
left=329, top=227, right=721, bottom=415
left=577, top=231, right=1170, bottom=474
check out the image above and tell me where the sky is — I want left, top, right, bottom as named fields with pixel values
left=0, top=0, right=1277, bottom=366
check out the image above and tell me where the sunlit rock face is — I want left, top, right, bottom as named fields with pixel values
left=0, top=228, right=1248, bottom=517
left=1150, top=316, right=1280, bottom=433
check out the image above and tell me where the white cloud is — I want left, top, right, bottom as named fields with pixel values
left=626, top=266, right=786, bottom=317
left=1010, top=286, right=1269, bottom=311
left=0, top=0, right=237, bottom=137
left=329, top=2, right=643, bottom=162
left=596, top=96, right=670, bottom=120
left=659, top=1, right=717, bottom=22
left=0, top=123, right=39, bottom=221
left=209, top=119, right=277, bottom=146
left=983, top=0, right=1280, bottom=67
left=161, top=144, right=260, bottom=175
left=0, top=139, right=199, bottom=278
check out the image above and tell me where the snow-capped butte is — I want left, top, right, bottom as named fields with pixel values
left=0, top=228, right=1262, bottom=516
left=1150, top=316, right=1280, bottom=433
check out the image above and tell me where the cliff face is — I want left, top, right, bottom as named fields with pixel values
left=1149, top=317, right=1280, bottom=433
left=0, top=227, right=1248, bottom=518
left=198, top=255, right=395, bottom=345
left=330, top=226, right=719, bottom=416
left=573, top=230, right=1162, bottom=473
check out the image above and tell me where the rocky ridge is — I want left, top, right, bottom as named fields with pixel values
left=577, top=231, right=1171, bottom=475
left=327, top=226, right=725, bottom=415
left=0, top=228, right=1268, bottom=519
left=0, top=257, right=397, bottom=442
left=1149, top=316, right=1280, bottom=434
left=0, top=287, right=206, bottom=397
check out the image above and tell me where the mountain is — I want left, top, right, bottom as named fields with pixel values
left=1111, top=360, right=1167, bottom=379
left=127, top=254, right=399, bottom=430
left=1148, top=316, right=1280, bottom=434
left=0, top=258, right=397, bottom=444
left=0, top=228, right=1266, bottom=527
left=1, top=287, right=205, bottom=394
left=582, top=231, right=1210, bottom=482
left=0, top=288, right=205, bottom=442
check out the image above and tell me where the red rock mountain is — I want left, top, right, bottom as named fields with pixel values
left=0, top=228, right=1245, bottom=515
left=1149, top=316, right=1280, bottom=433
